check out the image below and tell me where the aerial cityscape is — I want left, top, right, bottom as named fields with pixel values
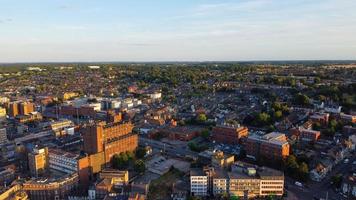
left=0, top=1, right=355, bottom=200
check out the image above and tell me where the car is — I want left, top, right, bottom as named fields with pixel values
left=295, top=181, right=303, bottom=187
left=344, top=159, right=349, bottom=164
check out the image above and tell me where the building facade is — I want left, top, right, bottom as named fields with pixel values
left=28, top=147, right=48, bottom=177
left=244, top=132, right=290, bottom=162
left=82, top=121, right=138, bottom=165
left=212, top=125, right=248, bottom=144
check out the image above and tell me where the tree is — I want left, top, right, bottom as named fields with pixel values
left=135, top=147, right=146, bottom=159
left=112, top=152, right=133, bottom=169
left=274, top=110, right=283, bottom=120
left=313, top=122, right=321, bottom=130
left=298, top=162, right=309, bottom=181
left=295, top=93, right=310, bottom=106
left=134, top=159, right=145, bottom=173
left=200, top=129, right=210, bottom=139
left=331, top=174, right=343, bottom=188
left=255, top=112, right=271, bottom=126
left=197, top=114, right=207, bottom=122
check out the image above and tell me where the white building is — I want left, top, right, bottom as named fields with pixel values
left=190, top=169, right=208, bottom=196
left=48, top=149, right=80, bottom=174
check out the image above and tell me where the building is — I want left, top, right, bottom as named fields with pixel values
left=299, top=128, right=321, bottom=142
left=6, top=101, right=35, bottom=117
left=0, top=166, right=15, bottom=186
left=340, top=113, right=356, bottom=123
left=342, top=175, right=356, bottom=198
left=212, top=163, right=284, bottom=198
left=290, top=127, right=321, bottom=142
left=106, top=110, right=122, bottom=123
left=0, top=128, right=8, bottom=146
left=259, top=167, right=285, bottom=197
left=95, top=170, right=129, bottom=199
left=18, top=102, right=35, bottom=115
left=50, top=119, right=74, bottom=131
left=190, top=168, right=209, bottom=197
left=244, top=132, right=290, bottom=162
left=211, top=151, right=235, bottom=169
left=23, top=173, right=78, bottom=200
left=28, top=147, right=48, bottom=177
left=228, top=170, right=260, bottom=198
left=212, top=169, right=228, bottom=195
left=158, top=126, right=202, bottom=141
left=310, top=112, right=329, bottom=125
left=99, top=169, right=129, bottom=184
left=63, top=92, right=79, bottom=100
left=15, top=112, right=42, bottom=123
left=0, top=184, right=27, bottom=200
left=212, top=125, right=248, bottom=144
left=7, top=102, right=19, bottom=117
left=48, top=148, right=91, bottom=185
left=82, top=121, right=138, bottom=165
left=0, top=106, right=6, bottom=117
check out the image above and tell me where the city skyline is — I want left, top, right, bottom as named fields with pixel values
left=1, top=0, right=356, bottom=62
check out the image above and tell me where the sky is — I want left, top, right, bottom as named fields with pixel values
left=1, top=0, right=356, bottom=62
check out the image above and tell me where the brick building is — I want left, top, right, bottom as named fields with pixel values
left=212, top=125, right=248, bottom=144
left=6, top=101, right=35, bottom=117
left=244, top=132, right=290, bottom=162
left=82, top=121, right=138, bottom=165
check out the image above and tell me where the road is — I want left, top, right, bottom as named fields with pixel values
left=286, top=153, right=355, bottom=200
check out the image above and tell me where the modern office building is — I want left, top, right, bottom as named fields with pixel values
left=194, top=163, right=285, bottom=198
left=190, top=168, right=209, bottom=197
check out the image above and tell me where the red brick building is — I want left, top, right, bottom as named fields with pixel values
left=212, top=125, right=248, bottom=144
left=244, top=132, right=290, bottom=162
left=290, top=127, right=321, bottom=142
left=82, top=121, right=138, bottom=164
left=60, top=105, right=96, bottom=118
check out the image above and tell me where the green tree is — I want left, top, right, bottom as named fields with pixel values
left=200, top=129, right=210, bottom=139
left=255, top=112, right=271, bottom=126
left=197, top=114, right=207, bottom=122
left=331, top=174, right=343, bottom=188
left=298, top=162, right=309, bottom=181
left=112, top=152, right=133, bottom=169
left=295, top=93, right=310, bottom=106
left=135, top=147, right=146, bottom=159
left=134, top=159, right=145, bottom=173
left=274, top=110, right=283, bottom=120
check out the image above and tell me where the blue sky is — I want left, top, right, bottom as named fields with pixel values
left=1, top=0, right=356, bottom=62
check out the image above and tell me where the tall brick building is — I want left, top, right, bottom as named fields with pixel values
left=212, top=125, right=248, bottom=144
left=244, top=132, right=290, bottom=162
left=82, top=121, right=138, bottom=165
left=7, top=101, right=35, bottom=117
